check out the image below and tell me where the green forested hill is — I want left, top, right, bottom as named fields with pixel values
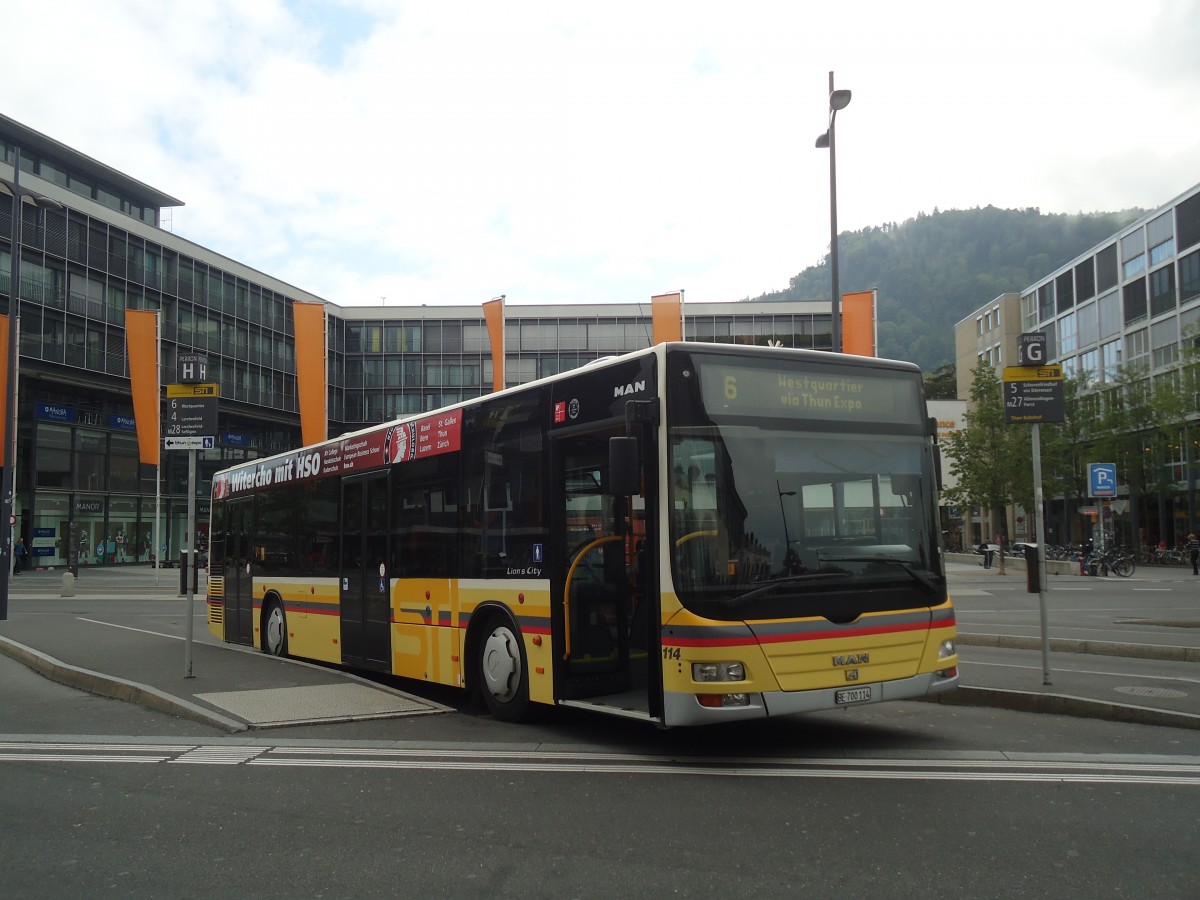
left=751, top=206, right=1145, bottom=371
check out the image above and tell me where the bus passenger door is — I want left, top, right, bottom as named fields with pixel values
left=223, top=499, right=255, bottom=646
left=340, top=473, right=392, bottom=671
left=554, top=429, right=658, bottom=714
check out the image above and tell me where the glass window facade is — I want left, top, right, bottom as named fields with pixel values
left=1096, top=244, right=1119, bottom=293
left=1180, top=248, right=1200, bottom=305
left=964, top=182, right=1200, bottom=449
left=1150, top=264, right=1176, bottom=317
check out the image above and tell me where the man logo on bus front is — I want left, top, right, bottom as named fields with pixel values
left=833, top=653, right=869, bottom=666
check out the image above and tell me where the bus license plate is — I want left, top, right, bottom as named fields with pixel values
left=835, top=687, right=872, bottom=705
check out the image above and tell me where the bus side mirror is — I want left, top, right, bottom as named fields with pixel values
left=608, top=436, right=640, bottom=496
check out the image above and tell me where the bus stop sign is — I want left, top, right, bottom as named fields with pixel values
left=1002, top=364, right=1064, bottom=424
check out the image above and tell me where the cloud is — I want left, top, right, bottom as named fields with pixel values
left=5, top=0, right=1197, bottom=312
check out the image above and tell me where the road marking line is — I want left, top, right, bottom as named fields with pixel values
left=966, top=660, right=1200, bottom=686
left=76, top=617, right=184, bottom=641
left=3, top=740, right=1200, bottom=784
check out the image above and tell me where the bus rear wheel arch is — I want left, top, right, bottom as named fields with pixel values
left=474, top=612, right=532, bottom=722
left=262, top=595, right=288, bottom=657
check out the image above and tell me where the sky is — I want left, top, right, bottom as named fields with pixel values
left=7, top=0, right=1200, bottom=311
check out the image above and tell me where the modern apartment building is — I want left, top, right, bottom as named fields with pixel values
left=1, top=114, right=833, bottom=569
left=954, top=181, right=1200, bottom=548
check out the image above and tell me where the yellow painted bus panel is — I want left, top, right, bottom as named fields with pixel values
left=392, top=578, right=453, bottom=685
left=259, top=579, right=341, bottom=663
left=660, top=605, right=954, bottom=694
left=392, top=623, right=430, bottom=682
left=762, top=633, right=925, bottom=691
left=284, top=606, right=341, bottom=664
left=921, top=622, right=958, bottom=669
left=392, top=630, right=423, bottom=657
left=524, top=627, right=555, bottom=706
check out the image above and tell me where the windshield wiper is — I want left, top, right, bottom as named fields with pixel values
left=722, top=572, right=845, bottom=606
left=817, top=555, right=941, bottom=593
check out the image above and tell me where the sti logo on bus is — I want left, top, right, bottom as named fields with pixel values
left=614, top=380, right=646, bottom=398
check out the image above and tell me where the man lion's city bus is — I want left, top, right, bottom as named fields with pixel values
left=207, top=342, right=957, bottom=726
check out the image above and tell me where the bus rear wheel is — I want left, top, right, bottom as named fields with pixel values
left=478, top=617, right=531, bottom=722
left=263, top=599, right=288, bottom=657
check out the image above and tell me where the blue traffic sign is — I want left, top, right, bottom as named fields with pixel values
left=1088, top=463, right=1117, bottom=498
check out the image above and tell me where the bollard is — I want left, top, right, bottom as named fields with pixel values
left=1024, top=543, right=1041, bottom=593
left=60, top=571, right=76, bottom=598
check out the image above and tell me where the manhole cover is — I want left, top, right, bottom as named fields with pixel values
left=1114, top=686, right=1187, bottom=699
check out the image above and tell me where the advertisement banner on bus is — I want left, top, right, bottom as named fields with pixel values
left=213, top=410, right=462, bottom=499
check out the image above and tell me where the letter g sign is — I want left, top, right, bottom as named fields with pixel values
left=1018, top=333, right=1046, bottom=366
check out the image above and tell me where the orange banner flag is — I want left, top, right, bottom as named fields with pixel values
left=124, top=310, right=160, bottom=465
left=841, top=290, right=876, bottom=357
left=293, top=301, right=328, bottom=446
left=651, top=291, right=683, bottom=344
left=483, top=296, right=505, bottom=392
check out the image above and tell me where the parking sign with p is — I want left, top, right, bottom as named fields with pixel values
left=1088, top=463, right=1117, bottom=498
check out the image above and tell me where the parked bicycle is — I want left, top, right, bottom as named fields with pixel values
left=1083, top=547, right=1135, bottom=577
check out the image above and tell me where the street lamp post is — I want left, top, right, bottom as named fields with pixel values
left=1, top=148, right=60, bottom=619
left=815, top=71, right=851, bottom=353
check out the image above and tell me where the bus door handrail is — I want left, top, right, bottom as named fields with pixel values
left=675, top=529, right=718, bottom=547
left=563, top=535, right=623, bottom=661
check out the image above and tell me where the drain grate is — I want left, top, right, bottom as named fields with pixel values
left=1114, top=685, right=1187, bottom=699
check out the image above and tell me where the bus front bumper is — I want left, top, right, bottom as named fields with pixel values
left=661, top=670, right=959, bottom=727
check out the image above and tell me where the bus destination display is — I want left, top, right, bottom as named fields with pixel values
left=699, top=362, right=920, bottom=424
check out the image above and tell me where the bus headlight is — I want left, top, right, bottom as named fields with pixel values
left=938, top=639, right=956, bottom=660
left=692, top=661, right=746, bottom=682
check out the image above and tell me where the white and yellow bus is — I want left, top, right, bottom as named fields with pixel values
left=207, top=342, right=957, bottom=726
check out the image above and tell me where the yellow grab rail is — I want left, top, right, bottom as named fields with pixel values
left=562, top=535, right=622, bottom=661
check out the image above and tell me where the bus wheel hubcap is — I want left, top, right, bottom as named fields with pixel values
left=267, top=607, right=283, bottom=650
left=482, top=628, right=519, bottom=702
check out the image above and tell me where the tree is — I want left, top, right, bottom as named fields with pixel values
left=1087, top=351, right=1200, bottom=547
left=1089, top=368, right=1175, bottom=547
left=940, top=360, right=1032, bottom=549
left=761, top=205, right=1146, bottom=371
left=1040, top=372, right=1103, bottom=546
left=923, top=362, right=957, bottom=400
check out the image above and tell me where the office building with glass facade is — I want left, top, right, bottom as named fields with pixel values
left=954, top=180, right=1200, bottom=547
left=2, top=114, right=832, bottom=568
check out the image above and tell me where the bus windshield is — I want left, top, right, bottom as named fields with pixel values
left=667, top=352, right=944, bottom=622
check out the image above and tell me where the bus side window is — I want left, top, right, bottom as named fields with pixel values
left=391, top=455, right=460, bottom=579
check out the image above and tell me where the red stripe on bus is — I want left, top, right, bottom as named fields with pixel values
left=665, top=621, right=934, bottom=648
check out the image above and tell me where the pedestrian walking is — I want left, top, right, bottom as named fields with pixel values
left=13, top=536, right=27, bottom=574
left=978, top=541, right=994, bottom=569
left=1188, top=533, right=1199, bottom=575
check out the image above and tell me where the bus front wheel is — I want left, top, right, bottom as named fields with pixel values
left=263, top=599, right=288, bottom=657
left=478, top=617, right=530, bottom=722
